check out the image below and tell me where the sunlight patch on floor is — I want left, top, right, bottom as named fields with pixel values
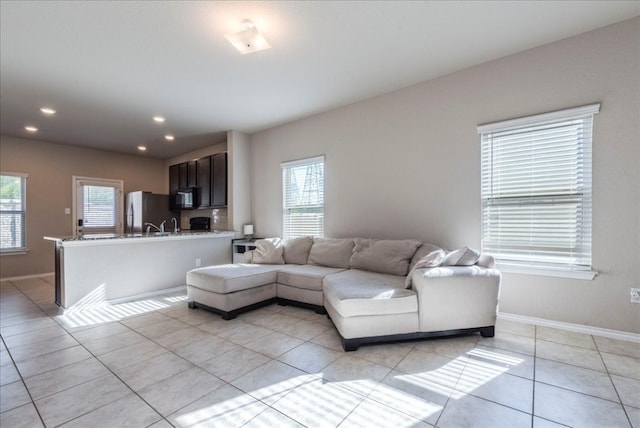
left=57, top=287, right=172, bottom=328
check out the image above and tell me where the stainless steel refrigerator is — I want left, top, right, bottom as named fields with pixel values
left=125, top=191, right=174, bottom=233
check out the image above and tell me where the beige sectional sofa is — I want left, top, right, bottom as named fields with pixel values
left=186, top=236, right=501, bottom=351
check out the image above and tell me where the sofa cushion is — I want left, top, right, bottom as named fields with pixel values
left=308, top=238, right=354, bottom=268
left=277, top=265, right=346, bottom=291
left=187, top=264, right=283, bottom=294
left=283, top=236, right=313, bottom=265
left=443, top=247, right=480, bottom=266
left=323, top=270, right=417, bottom=317
left=252, top=238, right=285, bottom=264
left=349, top=238, right=422, bottom=276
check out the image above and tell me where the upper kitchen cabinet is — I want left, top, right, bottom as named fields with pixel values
left=196, top=156, right=211, bottom=207
left=170, top=160, right=197, bottom=191
left=169, top=153, right=227, bottom=209
left=211, top=153, right=227, bottom=207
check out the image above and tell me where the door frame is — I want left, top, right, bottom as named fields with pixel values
left=72, top=176, right=124, bottom=237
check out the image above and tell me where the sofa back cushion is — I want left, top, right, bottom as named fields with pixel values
left=308, top=238, right=354, bottom=268
left=283, top=236, right=313, bottom=265
left=350, top=238, right=422, bottom=276
left=252, top=238, right=285, bottom=264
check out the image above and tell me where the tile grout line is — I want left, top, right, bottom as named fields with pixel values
left=0, top=281, right=50, bottom=428
left=11, top=282, right=174, bottom=427
left=593, top=334, right=635, bottom=428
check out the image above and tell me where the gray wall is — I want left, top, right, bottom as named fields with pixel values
left=0, top=136, right=167, bottom=278
left=249, top=18, right=640, bottom=333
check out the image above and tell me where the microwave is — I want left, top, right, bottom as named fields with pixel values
left=173, top=187, right=199, bottom=210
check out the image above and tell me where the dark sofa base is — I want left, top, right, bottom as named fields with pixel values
left=188, top=298, right=277, bottom=320
left=341, top=326, right=496, bottom=352
left=188, top=298, right=494, bottom=352
left=188, top=297, right=325, bottom=320
left=277, top=298, right=326, bottom=315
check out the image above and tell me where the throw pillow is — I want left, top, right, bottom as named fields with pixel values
left=409, top=242, right=443, bottom=271
left=404, top=249, right=446, bottom=288
left=308, top=238, right=355, bottom=268
left=283, top=236, right=313, bottom=265
left=252, top=238, right=285, bottom=264
left=443, top=247, right=480, bottom=266
left=477, top=254, right=495, bottom=268
left=350, top=238, right=422, bottom=276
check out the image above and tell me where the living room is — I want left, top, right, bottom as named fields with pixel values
left=1, top=2, right=639, bottom=427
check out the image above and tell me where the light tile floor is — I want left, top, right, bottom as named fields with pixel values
left=1, top=276, right=639, bottom=427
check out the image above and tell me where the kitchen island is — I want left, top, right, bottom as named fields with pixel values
left=44, top=231, right=236, bottom=310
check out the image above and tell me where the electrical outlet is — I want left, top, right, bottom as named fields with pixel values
left=195, top=258, right=201, bottom=267
left=631, top=288, right=640, bottom=304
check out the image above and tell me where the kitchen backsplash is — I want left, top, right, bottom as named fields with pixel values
left=180, top=207, right=228, bottom=231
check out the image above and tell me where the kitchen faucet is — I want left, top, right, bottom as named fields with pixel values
left=171, top=217, right=179, bottom=233
left=144, top=222, right=164, bottom=233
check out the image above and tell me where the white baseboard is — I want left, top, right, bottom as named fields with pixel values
left=498, top=312, right=640, bottom=343
left=106, top=286, right=187, bottom=306
left=0, top=272, right=55, bottom=282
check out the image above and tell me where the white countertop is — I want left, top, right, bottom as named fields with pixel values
left=44, top=230, right=236, bottom=246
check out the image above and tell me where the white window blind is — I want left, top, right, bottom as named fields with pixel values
left=478, top=104, right=599, bottom=275
left=0, top=173, right=27, bottom=252
left=282, top=156, right=325, bottom=240
left=83, top=185, right=116, bottom=228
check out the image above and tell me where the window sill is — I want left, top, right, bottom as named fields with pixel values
left=0, top=248, right=29, bottom=256
left=496, top=263, right=598, bottom=280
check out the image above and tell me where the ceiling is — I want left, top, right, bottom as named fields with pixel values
left=1, top=1, right=638, bottom=159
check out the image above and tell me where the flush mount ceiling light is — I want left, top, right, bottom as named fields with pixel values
left=164, top=135, right=175, bottom=141
left=225, top=19, right=270, bottom=55
left=137, top=146, right=147, bottom=151
left=153, top=116, right=165, bottom=123
left=40, top=107, right=56, bottom=115
left=25, top=125, right=38, bottom=132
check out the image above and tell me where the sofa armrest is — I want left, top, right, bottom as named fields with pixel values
left=243, top=250, right=254, bottom=263
left=412, top=266, right=501, bottom=332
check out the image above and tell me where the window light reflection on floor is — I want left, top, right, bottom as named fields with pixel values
left=395, top=358, right=466, bottom=397
left=57, top=284, right=173, bottom=328
left=174, top=389, right=267, bottom=427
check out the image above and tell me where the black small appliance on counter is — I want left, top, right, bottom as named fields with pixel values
left=189, top=217, right=210, bottom=231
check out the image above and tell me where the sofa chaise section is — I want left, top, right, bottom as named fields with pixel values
left=186, top=264, right=284, bottom=319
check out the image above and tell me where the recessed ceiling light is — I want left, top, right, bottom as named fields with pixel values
left=40, top=107, right=56, bottom=115
left=153, top=116, right=165, bottom=123
left=164, top=135, right=175, bottom=141
left=225, top=19, right=270, bottom=55
left=138, top=146, right=147, bottom=151
left=25, top=125, right=38, bottom=132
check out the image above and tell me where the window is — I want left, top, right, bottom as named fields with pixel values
left=282, top=156, right=325, bottom=239
left=478, top=104, right=599, bottom=279
left=83, top=185, right=117, bottom=229
left=0, top=173, right=27, bottom=253
left=73, top=176, right=123, bottom=236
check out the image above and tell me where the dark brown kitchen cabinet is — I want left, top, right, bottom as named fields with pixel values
left=170, top=161, right=198, bottom=192
left=187, top=161, right=197, bottom=187
left=211, top=153, right=227, bottom=207
left=169, top=153, right=226, bottom=209
left=196, top=156, right=211, bottom=207
left=169, top=164, right=180, bottom=196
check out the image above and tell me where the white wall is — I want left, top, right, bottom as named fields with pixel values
left=249, top=18, right=640, bottom=333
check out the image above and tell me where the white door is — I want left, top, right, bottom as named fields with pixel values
left=73, top=177, right=124, bottom=236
